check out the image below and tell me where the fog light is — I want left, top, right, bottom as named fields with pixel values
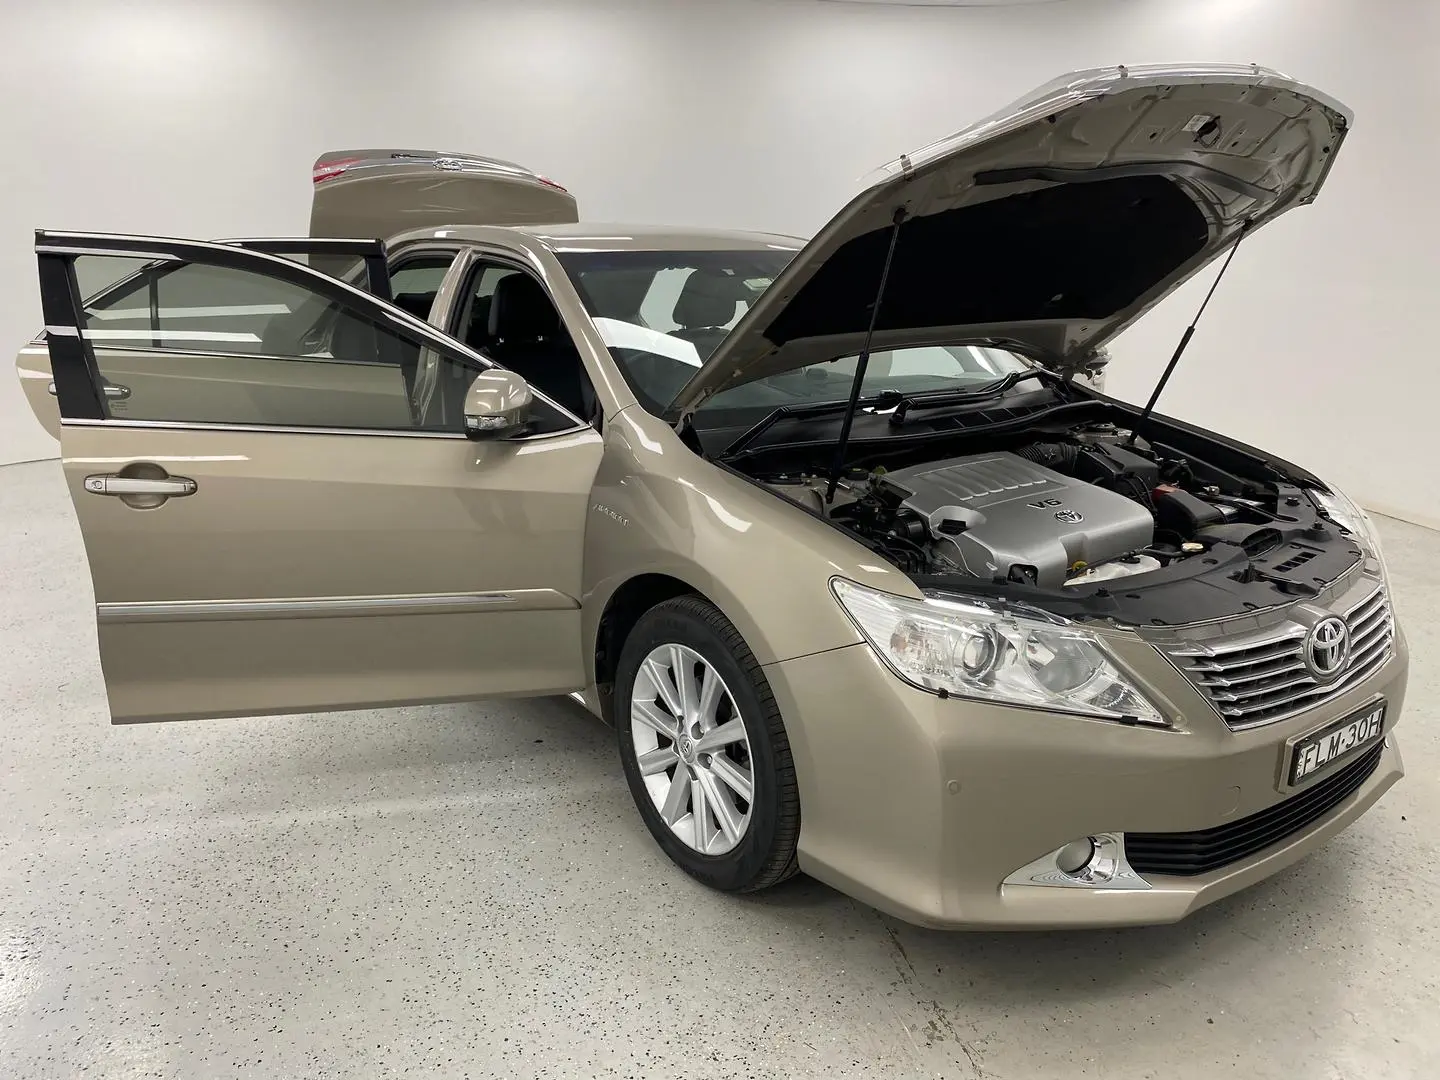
left=1055, top=837, right=1096, bottom=875
left=1002, top=832, right=1151, bottom=891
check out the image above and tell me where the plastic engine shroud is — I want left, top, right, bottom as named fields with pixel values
left=880, top=451, right=1155, bottom=588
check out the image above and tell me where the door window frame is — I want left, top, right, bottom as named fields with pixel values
left=448, top=246, right=602, bottom=428
left=448, top=249, right=553, bottom=339
left=36, top=230, right=590, bottom=440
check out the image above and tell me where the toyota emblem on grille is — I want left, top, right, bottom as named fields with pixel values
left=1054, top=509, right=1084, bottom=524
left=1304, top=616, right=1351, bottom=681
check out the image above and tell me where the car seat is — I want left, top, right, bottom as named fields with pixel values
left=668, top=271, right=741, bottom=358
left=391, top=291, right=435, bottom=320
left=486, top=273, right=593, bottom=419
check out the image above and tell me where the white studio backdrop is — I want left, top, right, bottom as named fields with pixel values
left=0, top=0, right=1434, bottom=526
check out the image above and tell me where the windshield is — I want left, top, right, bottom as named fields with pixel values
left=560, top=249, right=1034, bottom=415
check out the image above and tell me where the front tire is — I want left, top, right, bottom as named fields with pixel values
left=615, top=596, right=800, bottom=892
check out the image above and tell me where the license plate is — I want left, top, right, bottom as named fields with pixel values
left=1290, top=702, right=1385, bottom=784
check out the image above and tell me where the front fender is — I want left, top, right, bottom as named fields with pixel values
left=581, top=407, right=915, bottom=670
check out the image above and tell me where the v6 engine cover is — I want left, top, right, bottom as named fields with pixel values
left=881, top=452, right=1154, bottom=587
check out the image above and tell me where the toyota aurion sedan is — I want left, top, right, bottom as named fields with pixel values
left=17, top=65, right=1406, bottom=928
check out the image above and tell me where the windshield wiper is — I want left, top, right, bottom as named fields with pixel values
left=716, top=367, right=1047, bottom=459
left=719, top=391, right=902, bottom=461
left=887, top=369, right=1048, bottom=426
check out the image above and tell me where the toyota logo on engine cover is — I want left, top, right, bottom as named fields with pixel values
left=1054, top=509, right=1084, bottom=524
left=1304, top=616, right=1351, bottom=681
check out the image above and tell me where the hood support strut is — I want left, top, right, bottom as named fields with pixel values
left=1127, top=218, right=1252, bottom=446
left=824, top=207, right=908, bottom=503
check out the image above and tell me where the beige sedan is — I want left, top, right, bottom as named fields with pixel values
left=17, top=64, right=1406, bottom=928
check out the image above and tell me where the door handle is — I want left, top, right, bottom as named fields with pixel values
left=84, top=474, right=197, bottom=497
left=49, top=381, right=131, bottom=400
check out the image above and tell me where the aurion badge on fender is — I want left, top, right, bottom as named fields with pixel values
left=1291, top=702, right=1386, bottom=785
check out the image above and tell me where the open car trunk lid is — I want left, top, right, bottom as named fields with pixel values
left=310, top=149, right=579, bottom=238
left=668, top=64, right=1350, bottom=418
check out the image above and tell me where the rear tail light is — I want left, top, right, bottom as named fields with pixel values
left=312, top=158, right=361, bottom=184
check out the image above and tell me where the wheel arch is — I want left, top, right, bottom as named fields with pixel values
left=579, top=409, right=888, bottom=723
left=589, top=570, right=723, bottom=725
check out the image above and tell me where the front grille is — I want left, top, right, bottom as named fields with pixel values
left=1165, top=583, right=1393, bottom=729
left=1125, top=743, right=1384, bottom=877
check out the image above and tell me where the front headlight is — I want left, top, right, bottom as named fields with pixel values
left=1310, top=485, right=1384, bottom=562
left=831, top=579, right=1167, bottom=725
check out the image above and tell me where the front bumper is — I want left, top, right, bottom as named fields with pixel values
left=766, top=622, right=1408, bottom=930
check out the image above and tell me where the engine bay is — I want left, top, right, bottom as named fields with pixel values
left=751, top=420, right=1367, bottom=627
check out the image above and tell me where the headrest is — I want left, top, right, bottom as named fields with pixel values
left=488, top=273, right=559, bottom=341
left=392, top=292, right=433, bottom=319
left=673, top=271, right=743, bottom=330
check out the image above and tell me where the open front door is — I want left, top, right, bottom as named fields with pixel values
left=37, top=230, right=602, bottom=723
left=17, top=238, right=395, bottom=441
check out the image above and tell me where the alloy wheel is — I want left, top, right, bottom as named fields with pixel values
left=629, top=643, right=754, bottom=855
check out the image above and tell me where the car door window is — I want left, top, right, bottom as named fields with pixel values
left=86, top=260, right=323, bottom=358
left=388, top=255, right=456, bottom=321
left=253, top=251, right=454, bottom=368
left=452, top=257, right=596, bottom=422
left=453, top=263, right=520, bottom=352
left=74, top=256, right=151, bottom=303
left=222, top=239, right=392, bottom=297
left=64, top=251, right=575, bottom=434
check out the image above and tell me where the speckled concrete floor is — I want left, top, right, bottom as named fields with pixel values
left=1, top=457, right=1436, bottom=1080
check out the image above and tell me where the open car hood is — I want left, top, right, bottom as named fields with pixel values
left=668, top=64, right=1350, bottom=417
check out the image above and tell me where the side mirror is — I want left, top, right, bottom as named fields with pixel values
left=463, top=369, right=532, bottom=439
